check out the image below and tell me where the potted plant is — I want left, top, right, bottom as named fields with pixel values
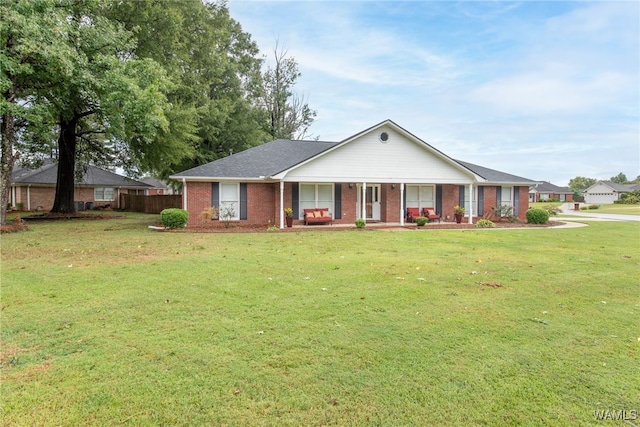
left=284, top=207, right=294, bottom=227
left=454, top=205, right=465, bottom=224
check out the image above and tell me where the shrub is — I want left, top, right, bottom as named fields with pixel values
left=587, top=204, right=599, bottom=210
left=161, top=208, right=188, bottom=229
left=476, top=219, right=495, bottom=228
left=355, top=218, right=366, bottom=228
left=542, top=204, right=561, bottom=216
left=526, top=208, right=549, bottom=225
left=415, top=216, right=428, bottom=226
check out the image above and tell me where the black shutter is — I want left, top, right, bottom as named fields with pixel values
left=292, top=183, right=299, bottom=219
left=211, top=182, right=219, bottom=207
left=240, top=183, right=247, bottom=220
left=477, top=186, right=484, bottom=217
left=334, top=183, right=342, bottom=219
left=513, top=187, right=520, bottom=216
left=497, top=186, right=502, bottom=206
left=459, top=185, right=465, bottom=208
left=436, top=185, right=443, bottom=215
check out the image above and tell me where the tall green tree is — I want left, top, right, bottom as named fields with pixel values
left=1, top=0, right=69, bottom=224
left=568, top=176, right=597, bottom=195
left=106, top=0, right=267, bottom=177
left=2, top=0, right=195, bottom=214
left=610, top=172, right=628, bottom=184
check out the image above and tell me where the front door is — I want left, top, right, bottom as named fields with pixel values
left=357, top=184, right=381, bottom=221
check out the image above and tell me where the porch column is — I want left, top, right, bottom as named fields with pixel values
left=361, top=182, right=367, bottom=222
left=279, top=181, right=285, bottom=229
left=27, top=185, right=31, bottom=211
left=400, top=183, right=405, bottom=226
left=182, top=178, right=187, bottom=210
left=468, top=183, right=474, bottom=224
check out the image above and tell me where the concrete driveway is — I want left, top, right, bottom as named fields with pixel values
left=559, top=204, right=640, bottom=222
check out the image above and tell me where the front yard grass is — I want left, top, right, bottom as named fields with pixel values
left=1, top=214, right=639, bottom=425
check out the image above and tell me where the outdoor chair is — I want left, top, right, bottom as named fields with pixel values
left=423, top=208, right=441, bottom=223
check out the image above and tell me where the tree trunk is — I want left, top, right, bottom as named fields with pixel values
left=0, top=111, right=16, bottom=225
left=51, top=116, right=78, bottom=213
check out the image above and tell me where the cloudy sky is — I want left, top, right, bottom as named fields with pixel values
left=228, top=1, right=639, bottom=186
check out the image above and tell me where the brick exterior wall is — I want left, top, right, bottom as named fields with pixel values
left=11, top=185, right=132, bottom=211
left=184, top=181, right=531, bottom=228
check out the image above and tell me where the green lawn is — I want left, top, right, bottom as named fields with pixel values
left=1, top=214, right=639, bottom=426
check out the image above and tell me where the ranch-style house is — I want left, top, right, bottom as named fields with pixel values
left=170, top=120, right=536, bottom=228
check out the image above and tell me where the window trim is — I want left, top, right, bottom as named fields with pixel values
left=299, top=183, right=334, bottom=217
left=94, top=187, right=115, bottom=201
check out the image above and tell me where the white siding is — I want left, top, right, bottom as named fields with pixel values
left=584, top=183, right=617, bottom=204
left=283, top=126, right=475, bottom=183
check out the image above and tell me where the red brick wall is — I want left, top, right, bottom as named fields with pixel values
left=12, top=185, right=127, bottom=211
left=517, top=186, right=530, bottom=220
left=440, top=184, right=459, bottom=222
left=482, top=186, right=498, bottom=218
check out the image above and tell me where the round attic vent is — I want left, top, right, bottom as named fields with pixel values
left=379, top=131, right=389, bottom=142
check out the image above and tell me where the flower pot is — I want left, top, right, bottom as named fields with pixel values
left=455, top=214, right=463, bottom=224
left=286, top=216, right=293, bottom=227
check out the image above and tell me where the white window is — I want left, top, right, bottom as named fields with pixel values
left=219, top=183, right=239, bottom=220
left=463, top=186, right=477, bottom=216
left=406, top=185, right=435, bottom=210
left=501, top=186, right=513, bottom=208
left=299, top=183, right=333, bottom=217
left=94, top=187, right=115, bottom=201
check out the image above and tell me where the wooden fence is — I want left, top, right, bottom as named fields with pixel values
left=119, top=194, right=182, bottom=214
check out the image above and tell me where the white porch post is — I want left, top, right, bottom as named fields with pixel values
left=400, top=183, right=405, bottom=226
left=468, top=183, right=474, bottom=224
left=279, top=181, right=285, bottom=229
left=182, top=178, right=187, bottom=210
left=361, top=182, right=367, bottom=222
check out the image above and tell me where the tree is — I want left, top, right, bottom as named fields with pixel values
left=2, top=0, right=194, bottom=214
left=105, top=0, right=267, bottom=177
left=568, top=176, right=597, bottom=195
left=259, top=43, right=317, bottom=140
left=1, top=0, right=76, bottom=224
left=610, top=172, right=628, bottom=184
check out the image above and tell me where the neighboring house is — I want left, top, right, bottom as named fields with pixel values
left=529, top=181, right=574, bottom=202
left=582, top=181, right=640, bottom=204
left=141, top=177, right=176, bottom=195
left=11, top=159, right=152, bottom=211
left=170, top=120, right=536, bottom=228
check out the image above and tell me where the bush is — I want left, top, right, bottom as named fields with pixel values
left=355, top=218, right=366, bottom=229
left=415, top=216, right=428, bottom=226
left=476, top=219, right=495, bottom=228
left=161, top=208, right=188, bottom=229
left=587, top=204, right=599, bottom=210
left=526, top=208, right=549, bottom=225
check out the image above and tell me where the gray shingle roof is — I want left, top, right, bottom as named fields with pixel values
left=171, top=139, right=340, bottom=179
left=171, top=123, right=536, bottom=185
left=454, top=160, right=536, bottom=184
left=532, top=181, right=573, bottom=193
left=12, top=160, right=151, bottom=188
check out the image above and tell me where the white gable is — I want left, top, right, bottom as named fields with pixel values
left=585, top=182, right=615, bottom=194
left=280, top=124, right=478, bottom=184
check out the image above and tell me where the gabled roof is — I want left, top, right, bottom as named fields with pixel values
left=170, top=120, right=537, bottom=185
left=12, top=160, right=151, bottom=188
left=585, top=180, right=640, bottom=193
left=171, top=139, right=340, bottom=180
left=530, top=181, right=573, bottom=194
left=454, top=160, right=536, bottom=185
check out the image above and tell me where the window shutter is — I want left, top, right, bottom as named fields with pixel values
left=513, top=187, right=520, bottom=216
left=292, top=183, right=299, bottom=219
left=211, top=182, right=219, bottom=207
left=334, top=183, right=342, bottom=219
left=496, top=186, right=502, bottom=206
left=459, top=185, right=465, bottom=208
left=436, top=185, right=443, bottom=215
left=477, top=186, right=484, bottom=217
left=240, top=183, right=247, bottom=220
